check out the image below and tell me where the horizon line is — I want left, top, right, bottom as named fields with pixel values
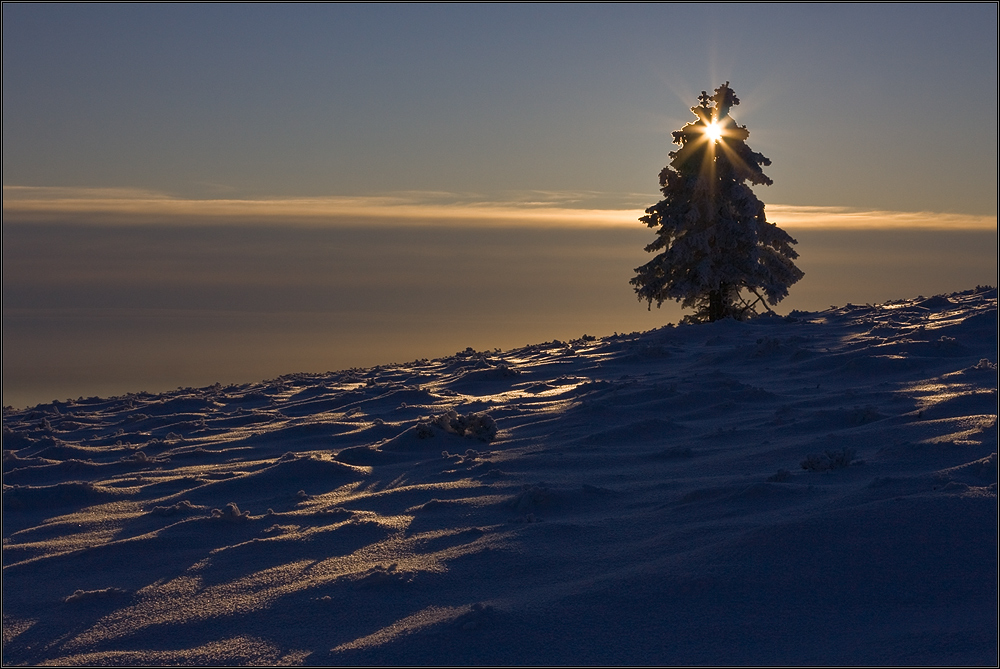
left=3, top=186, right=996, bottom=230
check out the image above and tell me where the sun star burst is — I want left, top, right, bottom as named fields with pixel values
left=704, top=120, right=723, bottom=143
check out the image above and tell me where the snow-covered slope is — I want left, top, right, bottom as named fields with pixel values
left=3, top=288, right=997, bottom=665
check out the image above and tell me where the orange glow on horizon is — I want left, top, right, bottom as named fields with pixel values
left=2, top=186, right=995, bottom=230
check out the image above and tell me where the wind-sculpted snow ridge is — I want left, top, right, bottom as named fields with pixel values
left=3, top=287, right=997, bottom=665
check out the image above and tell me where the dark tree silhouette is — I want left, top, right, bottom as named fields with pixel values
left=631, top=82, right=803, bottom=323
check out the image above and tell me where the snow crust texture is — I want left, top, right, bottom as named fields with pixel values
left=3, top=288, right=997, bottom=665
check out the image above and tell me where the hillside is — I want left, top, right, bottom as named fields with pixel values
left=3, top=287, right=997, bottom=665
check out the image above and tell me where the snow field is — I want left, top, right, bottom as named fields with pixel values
left=2, top=288, right=997, bottom=664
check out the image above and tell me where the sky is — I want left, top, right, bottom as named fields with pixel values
left=3, top=3, right=997, bottom=213
left=2, top=4, right=998, bottom=407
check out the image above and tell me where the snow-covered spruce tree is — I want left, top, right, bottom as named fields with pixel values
left=631, top=82, right=803, bottom=323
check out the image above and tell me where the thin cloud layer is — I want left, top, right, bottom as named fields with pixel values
left=3, top=186, right=995, bottom=230
left=764, top=204, right=996, bottom=230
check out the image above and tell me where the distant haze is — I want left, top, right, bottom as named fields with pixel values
left=3, top=224, right=995, bottom=408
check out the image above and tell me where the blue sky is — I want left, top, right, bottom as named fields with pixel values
left=4, top=4, right=997, bottom=215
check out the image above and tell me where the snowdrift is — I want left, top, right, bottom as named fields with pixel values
left=3, top=288, right=997, bottom=665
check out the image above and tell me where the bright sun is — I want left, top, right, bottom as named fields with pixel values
left=704, top=121, right=723, bottom=143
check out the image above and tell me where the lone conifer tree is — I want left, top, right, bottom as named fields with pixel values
left=631, top=83, right=803, bottom=322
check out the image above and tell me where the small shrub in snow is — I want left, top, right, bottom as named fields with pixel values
left=801, top=448, right=856, bottom=472
left=423, top=410, right=498, bottom=442
left=65, top=587, right=128, bottom=603
left=410, top=498, right=461, bottom=512
left=838, top=406, right=884, bottom=426
left=150, top=500, right=202, bottom=516
left=454, top=602, right=497, bottom=630
left=351, top=563, right=414, bottom=589
left=457, top=413, right=497, bottom=441
left=491, top=362, right=520, bottom=378
left=212, top=501, right=250, bottom=521
left=509, top=484, right=551, bottom=512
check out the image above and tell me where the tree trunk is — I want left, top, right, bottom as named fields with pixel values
left=708, top=286, right=727, bottom=322
left=707, top=282, right=734, bottom=321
